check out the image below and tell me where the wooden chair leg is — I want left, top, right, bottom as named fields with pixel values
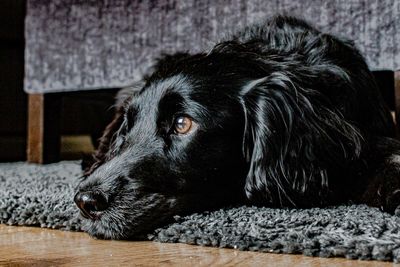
left=27, top=93, right=61, bottom=164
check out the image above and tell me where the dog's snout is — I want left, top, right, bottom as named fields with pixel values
left=74, top=191, right=108, bottom=219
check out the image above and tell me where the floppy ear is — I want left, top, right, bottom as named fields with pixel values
left=82, top=84, right=142, bottom=177
left=241, top=72, right=363, bottom=207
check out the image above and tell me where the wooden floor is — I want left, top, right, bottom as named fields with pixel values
left=0, top=225, right=395, bottom=266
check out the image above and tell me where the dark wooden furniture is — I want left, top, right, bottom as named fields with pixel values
left=27, top=94, right=61, bottom=163
left=27, top=90, right=117, bottom=163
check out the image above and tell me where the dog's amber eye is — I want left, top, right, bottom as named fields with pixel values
left=174, top=116, right=193, bottom=134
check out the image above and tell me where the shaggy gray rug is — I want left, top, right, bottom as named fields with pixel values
left=1, top=161, right=400, bottom=263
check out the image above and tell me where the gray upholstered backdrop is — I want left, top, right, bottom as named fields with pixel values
left=24, top=0, right=400, bottom=94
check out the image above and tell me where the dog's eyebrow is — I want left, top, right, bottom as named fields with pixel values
left=159, top=89, right=210, bottom=121
left=158, top=92, right=185, bottom=120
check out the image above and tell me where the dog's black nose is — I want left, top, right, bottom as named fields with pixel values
left=74, top=192, right=108, bottom=219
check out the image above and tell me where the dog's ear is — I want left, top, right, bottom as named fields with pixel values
left=240, top=72, right=363, bottom=207
left=82, top=84, right=142, bottom=177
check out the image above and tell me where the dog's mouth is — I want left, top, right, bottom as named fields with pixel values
left=75, top=191, right=181, bottom=239
left=79, top=210, right=102, bottom=220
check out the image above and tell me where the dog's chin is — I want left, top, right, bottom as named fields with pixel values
left=81, top=193, right=180, bottom=240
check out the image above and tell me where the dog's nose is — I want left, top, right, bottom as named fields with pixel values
left=74, top=191, right=108, bottom=219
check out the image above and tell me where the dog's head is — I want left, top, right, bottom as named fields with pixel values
left=75, top=46, right=362, bottom=239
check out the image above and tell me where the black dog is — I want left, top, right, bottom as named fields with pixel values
left=75, top=16, right=400, bottom=239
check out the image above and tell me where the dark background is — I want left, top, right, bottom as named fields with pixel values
left=0, top=0, right=26, bottom=161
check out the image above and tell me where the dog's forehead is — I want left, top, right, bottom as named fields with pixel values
left=132, top=74, right=191, bottom=109
left=128, top=73, right=237, bottom=122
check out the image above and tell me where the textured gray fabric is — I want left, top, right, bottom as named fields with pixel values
left=24, top=0, right=400, bottom=93
left=152, top=206, right=400, bottom=262
left=1, top=161, right=400, bottom=262
left=0, top=161, right=82, bottom=230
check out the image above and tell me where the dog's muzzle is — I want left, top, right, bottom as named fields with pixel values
left=74, top=191, right=108, bottom=220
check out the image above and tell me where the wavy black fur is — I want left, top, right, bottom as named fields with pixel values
left=76, top=16, right=400, bottom=239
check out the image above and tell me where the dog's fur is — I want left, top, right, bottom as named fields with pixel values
left=76, top=16, right=400, bottom=239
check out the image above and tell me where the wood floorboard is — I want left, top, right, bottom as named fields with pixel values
left=0, top=225, right=395, bottom=266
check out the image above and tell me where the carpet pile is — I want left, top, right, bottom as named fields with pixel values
left=1, top=161, right=399, bottom=262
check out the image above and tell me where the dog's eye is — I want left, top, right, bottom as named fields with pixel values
left=173, top=116, right=193, bottom=134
